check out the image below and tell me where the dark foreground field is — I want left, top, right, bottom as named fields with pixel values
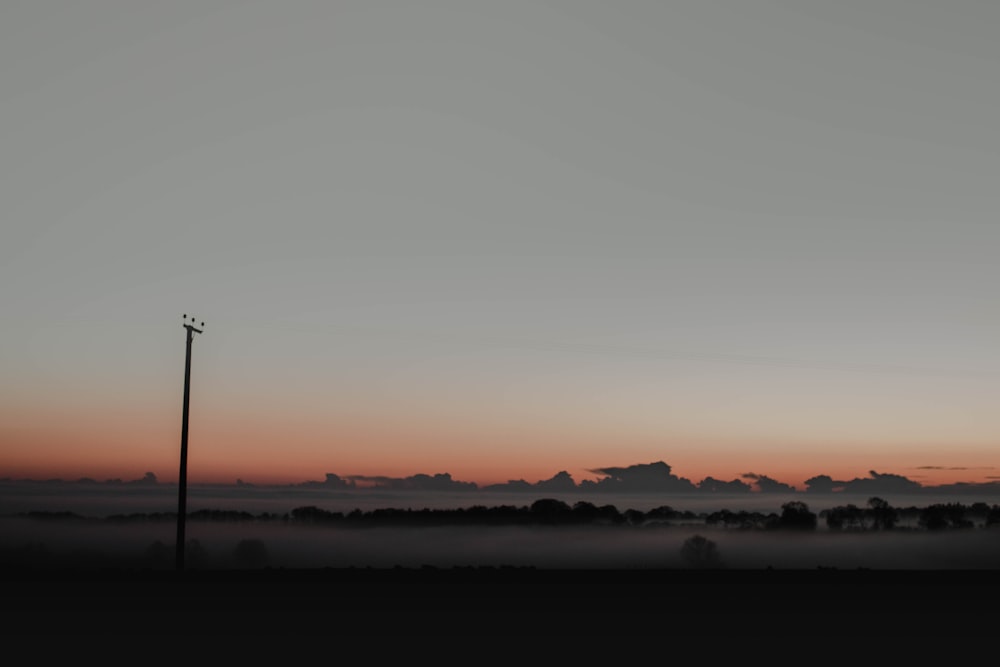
left=4, top=566, right=999, bottom=636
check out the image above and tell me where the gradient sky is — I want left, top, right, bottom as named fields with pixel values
left=2, top=1, right=999, bottom=490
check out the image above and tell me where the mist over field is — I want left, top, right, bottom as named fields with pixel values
left=5, top=515, right=1000, bottom=572
left=4, top=481, right=1000, bottom=571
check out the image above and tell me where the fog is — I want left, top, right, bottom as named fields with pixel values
left=4, top=515, right=1000, bottom=572
left=4, top=482, right=1000, bottom=571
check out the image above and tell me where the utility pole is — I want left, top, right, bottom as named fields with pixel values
left=177, top=314, right=204, bottom=572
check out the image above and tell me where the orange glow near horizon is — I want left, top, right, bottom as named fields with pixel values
left=3, top=396, right=997, bottom=491
left=3, top=367, right=998, bottom=492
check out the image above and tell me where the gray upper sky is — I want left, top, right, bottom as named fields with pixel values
left=2, top=1, right=999, bottom=485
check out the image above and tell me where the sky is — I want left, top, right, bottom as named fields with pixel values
left=2, top=1, right=999, bottom=491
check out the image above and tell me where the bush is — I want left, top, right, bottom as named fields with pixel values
left=680, top=534, right=723, bottom=569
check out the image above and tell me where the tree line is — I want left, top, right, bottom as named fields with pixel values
left=17, top=496, right=998, bottom=531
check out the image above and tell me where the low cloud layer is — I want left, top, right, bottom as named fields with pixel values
left=6, top=461, right=1000, bottom=498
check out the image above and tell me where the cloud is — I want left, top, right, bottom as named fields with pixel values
left=346, top=473, right=478, bottom=492
left=741, top=474, right=796, bottom=494
left=697, top=477, right=752, bottom=494
left=580, top=462, right=698, bottom=493
left=296, top=473, right=357, bottom=490
left=482, top=471, right=578, bottom=493
left=10, top=460, right=1000, bottom=502
left=804, top=471, right=925, bottom=496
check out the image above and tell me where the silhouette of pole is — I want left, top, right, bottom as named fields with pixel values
left=177, top=314, right=204, bottom=572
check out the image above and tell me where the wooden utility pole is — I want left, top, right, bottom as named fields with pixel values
left=177, top=314, right=204, bottom=572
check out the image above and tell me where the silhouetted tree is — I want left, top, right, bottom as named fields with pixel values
left=233, top=539, right=269, bottom=568
left=596, top=504, right=625, bottom=525
left=141, top=540, right=172, bottom=569
left=291, top=505, right=342, bottom=523
left=867, top=497, right=898, bottom=530
left=186, top=539, right=210, bottom=569
left=646, top=506, right=677, bottom=521
left=530, top=498, right=573, bottom=524
left=919, top=503, right=973, bottom=530
left=705, top=509, right=733, bottom=528
left=825, top=504, right=865, bottom=531
left=572, top=501, right=599, bottom=523
left=706, top=509, right=772, bottom=530
left=776, top=501, right=817, bottom=530
left=190, top=509, right=256, bottom=522
left=624, top=508, right=647, bottom=525
left=680, top=534, right=722, bottom=569
left=965, top=502, right=993, bottom=527
left=824, top=499, right=895, bottom=531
